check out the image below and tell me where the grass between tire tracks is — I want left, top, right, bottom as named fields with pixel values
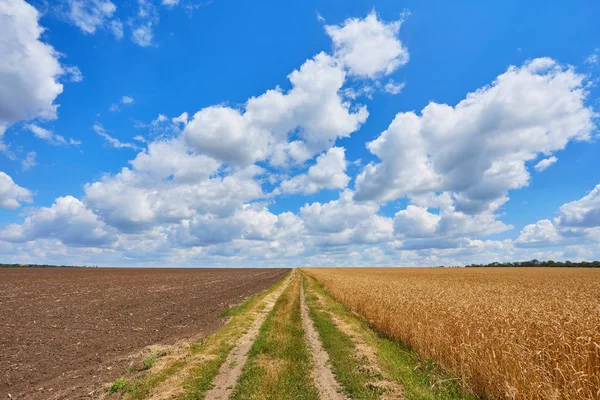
left=302, top=272, right=477, bottom=400
left=232, top=273, right=320, bottom=400
left=106, top=271, right=290, bottom=400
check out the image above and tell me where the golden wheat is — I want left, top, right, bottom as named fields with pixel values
left=302, top=267, right=600, bottom=399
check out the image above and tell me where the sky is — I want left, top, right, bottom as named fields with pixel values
left=0, top=0, right=599, bottom=267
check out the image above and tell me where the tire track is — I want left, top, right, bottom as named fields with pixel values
left=204, top=273, right=293, bottom=400
left=300, top=275, right=347, bottom=400
left=305, top=276, right=404, bottom=400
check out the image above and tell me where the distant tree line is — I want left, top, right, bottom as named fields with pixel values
left=0, top=263, right=91, bottom=268
left=464, top=259, right=600, bottom=268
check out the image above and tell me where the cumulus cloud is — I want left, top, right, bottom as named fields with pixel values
left=278, top=147, right=350, bottom=195
left=0, top=0, right=69, bottom=143
left=515, top=219, right=562, bottom=247
left=0, top=196, right=115, bottom=246
left=0, top=172, right=32, bottom=209
left=393, top=196, right=510, bottom=251
left=514, top=184, right=600, bottom=250
left=355, top=58, right=595, bottom=215
left=557, top=184, right=600, bottom=228
left=184, top=52, right=368, bottom=166
left=534, top=156, right=558, bottom=172
left=82, top=137, right=265, bottom=233
left=325, top=10, right=409, bottom=78
left=300, top=190, right=379, bottom=234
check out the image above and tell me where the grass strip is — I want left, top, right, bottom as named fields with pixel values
left=114, top=271, right=291, bottom=400
left=232, top=274, right=319, bottom=400
left=303, top=272, right=478, bottom=400
left=302, top=276, right=384, bottom=399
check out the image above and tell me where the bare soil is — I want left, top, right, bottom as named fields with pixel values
left=0, top=267, right=288, bottom=399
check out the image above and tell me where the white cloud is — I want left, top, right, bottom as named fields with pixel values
left=0, top=196, right=115, bottom=246
left=84, top=150, right=261, bottom=233
left=93, top=123, right=139, bottom=150
left=185, top=52, right=368, bottom=166
left=22, top=151, right=37, bottom=171
left=162, top=0, right=179, bottom=6
left=300, top=190, right=380, bottom=234
left=130, top=0, right=158, bottom=47
left=172, top=112, right=188, bottom=125
left=515, top=219, right=561, bottom=247
left=585, top=49, right=599, bottom=65
left=278, top=147, right=350, bottom=195
left=534, top=156, right=558, bottom=172
left=383, top=80, right=405, bottom=94
left=557, top=184, right=600, bottom=228
left=25, top=124, right=81, bottom=146
left=0, top=0, right=67, bottom=146
left=394, top=205, right=441, bottom=238
left=184, top=106, right=268, bottom=166
left=109, top=19, right=123, bottom=39
left=67, top=0, right=116, bottom=34
left=513, top=184, right=600, bottom=250
left=110, top=96, right=135, bottom=112
left=132, top=22, right=154, bottom=47
left=61, top=65, right=84, bottom=83
left=392, top=196, right=510, bottom=251
left=325, top=10, right=409, bottom=78
left=355, top=58, right=595, bottom=215
left=0, top=172, right=32, bottom=209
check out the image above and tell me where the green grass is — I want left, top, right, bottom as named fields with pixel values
left=232, top=276, right=319, bottom=400
left=109, top=377, right=128, bottom=394
left=302, top=277, right=384, bottom=399
left=303, top=273, right=478, bottom=400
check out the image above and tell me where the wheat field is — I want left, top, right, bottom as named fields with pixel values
left=302, top=267, right=600, bottom=399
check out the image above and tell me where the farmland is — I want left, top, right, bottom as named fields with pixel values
left=0, top=267, right=288, bottom=399
left=303, top=267, right=600, bottom=399
left=4, top=267, right=599, bottom=400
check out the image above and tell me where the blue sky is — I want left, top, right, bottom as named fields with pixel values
left=0, top=0, right=599, bottom=266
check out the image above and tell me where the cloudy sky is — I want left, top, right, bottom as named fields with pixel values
left=0, top=0, right=599, bottom=267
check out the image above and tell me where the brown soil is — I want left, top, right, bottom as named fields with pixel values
left=0, top=267, right=288, bottom=399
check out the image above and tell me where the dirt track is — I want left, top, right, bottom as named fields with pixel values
left=0, top=267, right=288, bottom=399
